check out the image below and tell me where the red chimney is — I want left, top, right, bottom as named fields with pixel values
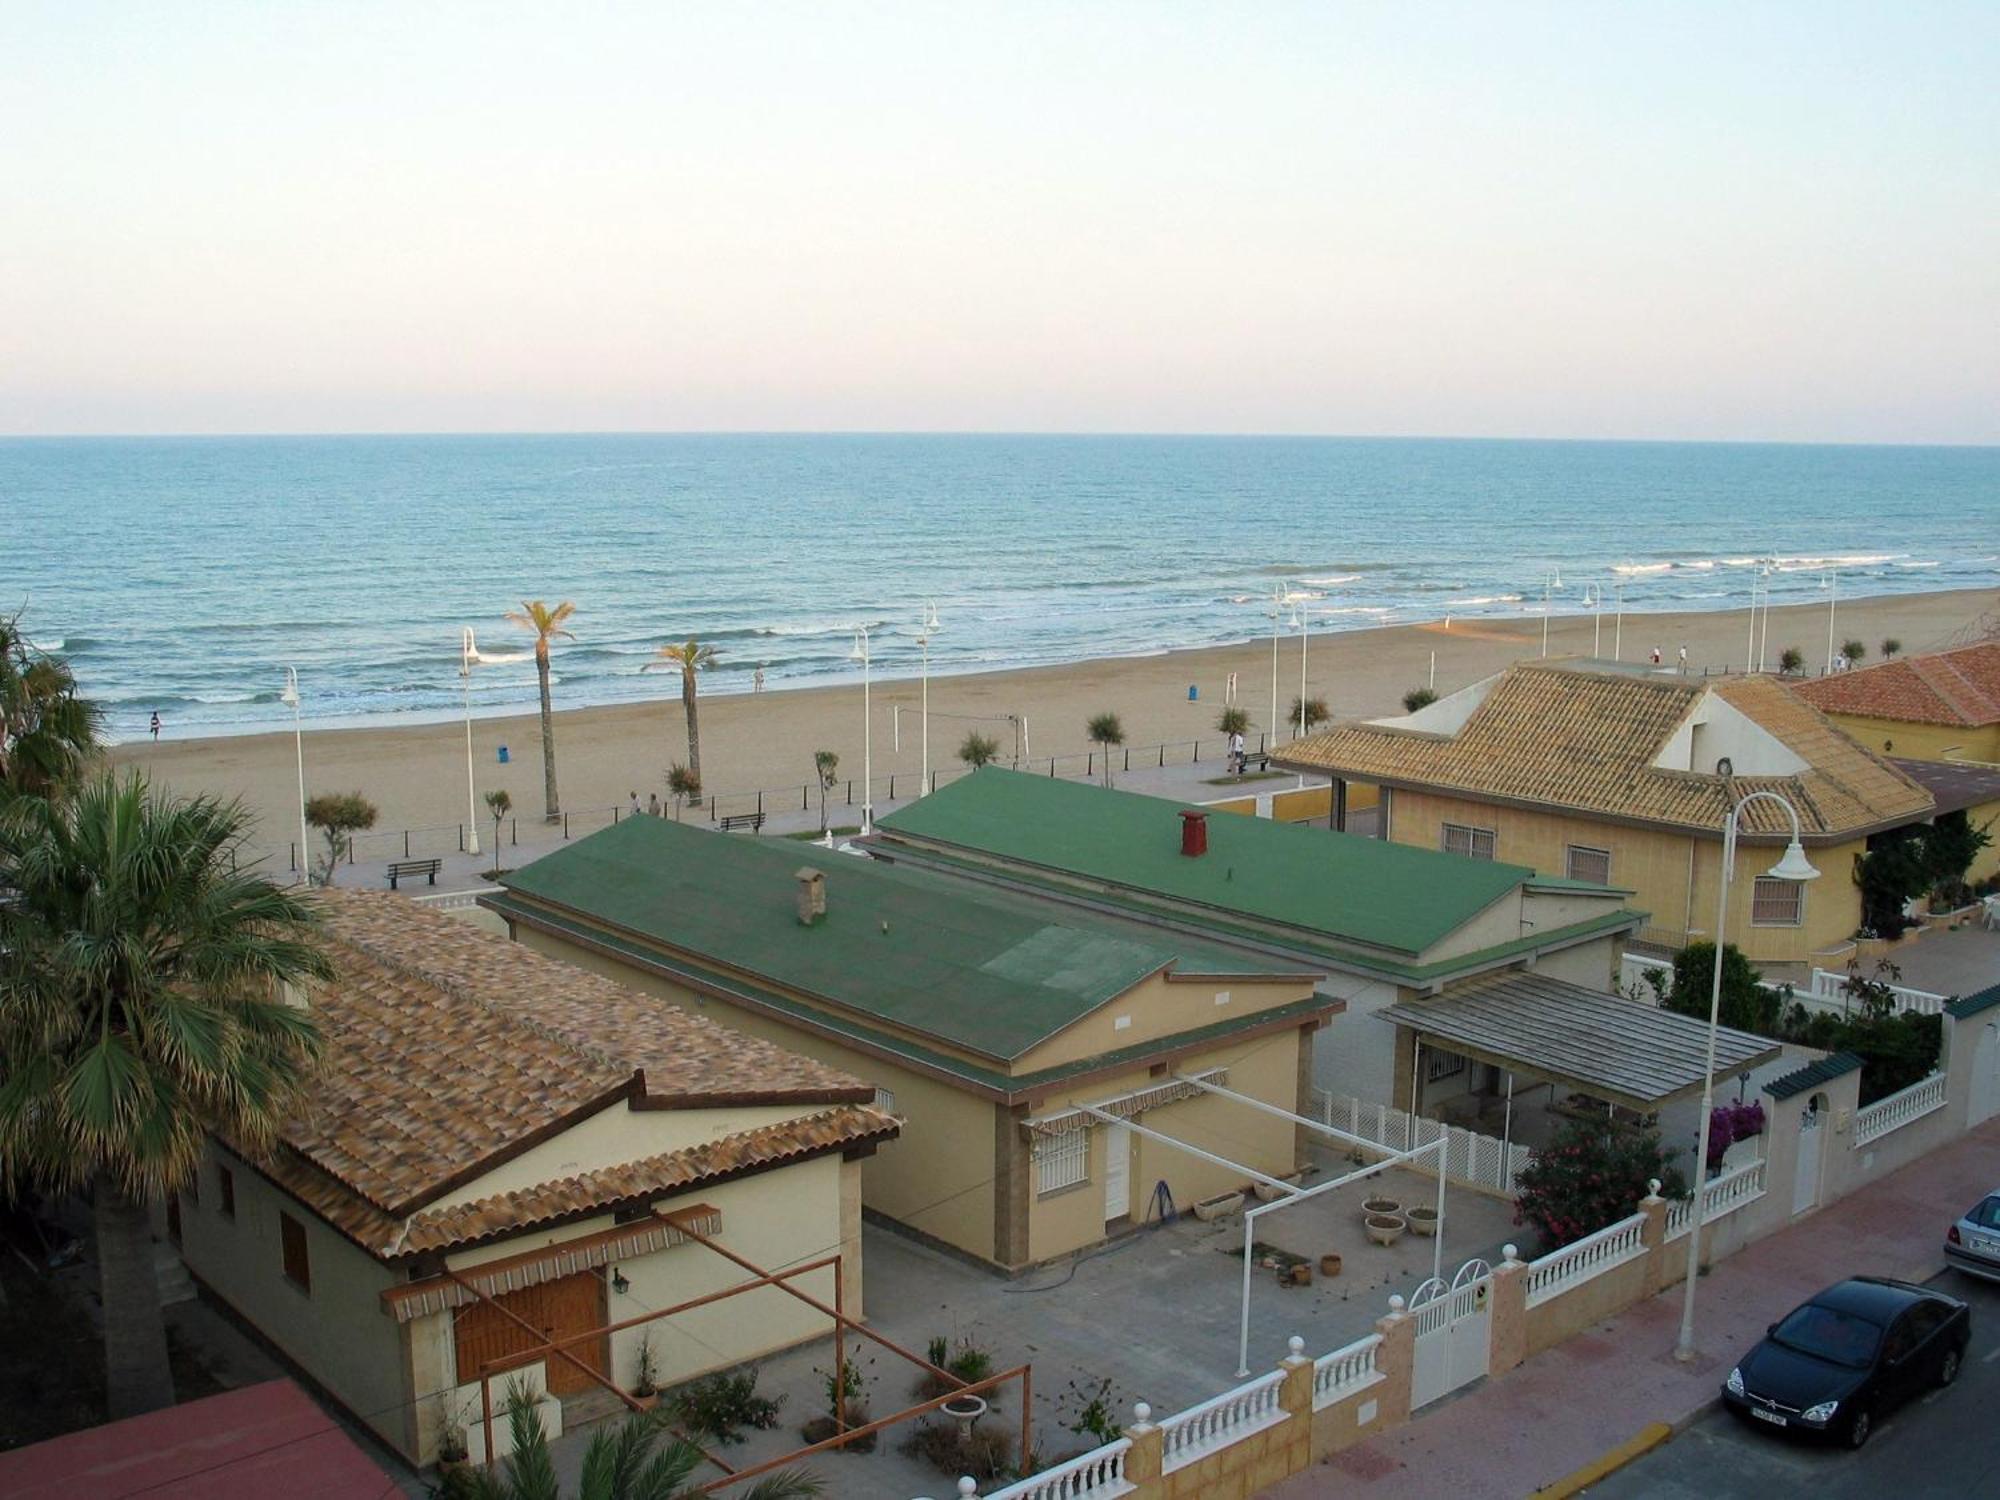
left=1179, top=810, right=1208, bottom=857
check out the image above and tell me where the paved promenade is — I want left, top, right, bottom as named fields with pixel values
left=1262, top=1116, right=2000, bottom=1499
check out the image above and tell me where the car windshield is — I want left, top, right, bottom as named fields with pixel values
left=1771, top=1303, right=1882, bottom=1369
left=1968, top=1197, right=2000, bottom=1231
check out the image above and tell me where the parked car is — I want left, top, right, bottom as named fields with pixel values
left=1721, top=1276, right=1970, bottom=1448
left=1944, top=1189, right=2000, bottom=1283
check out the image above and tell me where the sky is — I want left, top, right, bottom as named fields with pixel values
left=2, top=2, right=1995, bottom=443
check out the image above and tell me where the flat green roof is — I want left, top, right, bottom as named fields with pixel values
left=497, top=815, right=1310, bottom=1064
left=874, top=768, right=1540, bottom=957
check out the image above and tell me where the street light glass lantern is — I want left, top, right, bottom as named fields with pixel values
left=1765, top=839, right=1820, bottom=883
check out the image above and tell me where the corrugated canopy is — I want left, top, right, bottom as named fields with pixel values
left=1380, top=970, right=1781, bottom=1110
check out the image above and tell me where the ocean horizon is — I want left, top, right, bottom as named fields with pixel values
left=5, top=433, right=1995, bottom=742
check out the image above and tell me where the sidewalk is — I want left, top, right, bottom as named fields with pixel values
left=1261, top=1116, right=2000, bottom=1499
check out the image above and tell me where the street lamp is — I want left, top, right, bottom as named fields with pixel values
left=1821, top=567, right=1838, bottom=673
left=1541, top=568, right=1563, bottom=658
left=457, top=628, right=530, bottom=857
left=1267, top=586, right=1290, bottom=753
left=1290, top=601, right=1311, bottom=739
left=849, top=625, right=873, bottom=836
left=280, top=667, right=310, bottom=884
left=1582, top=583, right=1602, bottom=657
left=1614, top=573, right=1626, bottom=661
left=1675, top=790, right=1819, bottom=1363
left=917, top=600, right=941, bottom=797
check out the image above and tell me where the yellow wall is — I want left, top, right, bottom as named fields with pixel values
left=1816, top=711, right=1998, bottom=765
left=1019, top=969, right=1316, bottom=1073
left=1963, top=798, right=2000, bottom=886
left=1204, top=796, right=1258, bottom=816
left=1272, top=786, right=1333, bottom=823
left=1386, top=789, right=1863, bottom=965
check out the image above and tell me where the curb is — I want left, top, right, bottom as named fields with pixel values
left=1527, top=1421, right=1673, bottom=1498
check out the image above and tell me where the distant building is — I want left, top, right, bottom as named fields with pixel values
left=167, top=890, right=892, bottom=1467
left=1276, top=660, right=1934, bottom=966
left=1789, top=640, right=2000, bottom=764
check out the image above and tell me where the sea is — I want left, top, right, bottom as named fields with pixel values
left=2, top=434, right=1995, bottom=742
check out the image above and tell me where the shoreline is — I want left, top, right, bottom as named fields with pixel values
left=112, top=585, right=1998, bottom=850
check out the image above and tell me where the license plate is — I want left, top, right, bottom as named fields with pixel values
left=1973, top=1236, right=1997, bottom=1254
left=1750, top=1407, right=1787, bottom=1426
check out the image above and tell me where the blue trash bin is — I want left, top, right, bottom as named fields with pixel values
left=497, top=745, right=510, bottom=764
left=1188, top=684, right=1199, bottom=701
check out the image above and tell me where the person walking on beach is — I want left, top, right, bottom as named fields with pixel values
left=149, top=711, right=161, bottom=741
left=1677, top=644, right=1688, bottom=673
left=754, top=665, right=765, bottom=693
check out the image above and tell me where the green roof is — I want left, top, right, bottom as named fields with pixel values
left=497, top=815, right=1310, bottom=1064
left=874, top=768, right=1541, bottom=958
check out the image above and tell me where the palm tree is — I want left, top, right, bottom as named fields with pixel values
left=0, top=773, right=328, bottom=1417
left=0, top=609, right=101, bottom=799
left=1086, top=712, right=1125, bottom=788
left=644, top=639, right=720, bottom=788
left=1215, top=707, right=1251, bottom=738
left=469, top=1389, right=822, bottom=1500
left=506, top=601, right=577, bottom=822
left=484, top=788, right=513, bottom=871
left=812, top=750, right=839, bottom=836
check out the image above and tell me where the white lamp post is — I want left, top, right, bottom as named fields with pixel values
left=1582, top=584, right=1602, bottom=657
left=1614, top=574, right=1625, bottom=661
left=460, top=629, right=482, bottom=857
left=917, top=600, right=941, bottom=797
left=1268, top=586, right=1289, bottom=753
left=1541, top=568, right=1563, bottom=657
left=1291, top=601, right=1311, bottom=739
left=1675, top=791, right=1818, bottom=1362
left=1822, top=567, right=1838, bottom=673
left=850, top=625, right=873, bottom=835
left=280, top=666, right=310, bottom=883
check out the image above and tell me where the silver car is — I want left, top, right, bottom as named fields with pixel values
left=1945, top=1190, right=2000, bottom=1283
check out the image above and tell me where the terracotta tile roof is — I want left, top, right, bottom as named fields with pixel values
left=1789, top=642, right=2000, bottom=728
left=1283, top=662, right=1932, bottom=840
left=251, top=891, right=885, bottom=1259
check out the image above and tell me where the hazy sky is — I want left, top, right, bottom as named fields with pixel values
left=4, top=3, right=1995, bottom=442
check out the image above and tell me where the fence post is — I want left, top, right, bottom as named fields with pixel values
left=1372, top=1297, right=1416, bottom=1429
left=1638, top=1181, right=1671, bottom=1295
left=563, top=812, right=570, bottom=839
left=290, top=842, right=297, bottom=874
left=1121, top=1403, right=1163, bottom=1495
left=613, top=806, right=620, bottom=824
left=1275, top=1335, right=1314, bottom=1480
left=757, top=790, right=764, bottom=818
left=404, top=830, right=411, bottom=859
left=511, top=817, right=517, bottom=846
left=458, top=825, right=465, bottom=854
left=1124, top=748, right=1131, bottom=771
left=803, top=784, right=809, bottom=812
left=890, top=774, right=896, bottom=800
left=846, top=780, right=853, bottom=806
left=1048, top=758, right=1055, bottom=777
left=1159, top=744, right=1166, bottom=767
left=1489, top=1247, right=1529, bottom=1377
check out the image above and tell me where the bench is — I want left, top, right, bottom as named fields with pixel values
left=386, top=858, right=443, bottom=889
left=718, top=812, right=766, bottom=834
left=1242, top=752, right=1271, bottom=774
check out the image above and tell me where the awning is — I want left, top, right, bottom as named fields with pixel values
left=1380, top=971, right=1780, bottom=1112
left=380, top=1205, right=721, bottom=1323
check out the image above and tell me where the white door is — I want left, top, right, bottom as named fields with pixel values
left=1792, top=1096, right=1824, bottom=1215
left=1972, top=1023, right=2000, bottom=1128
left=1103, top=1122, right=1131, bottom=1221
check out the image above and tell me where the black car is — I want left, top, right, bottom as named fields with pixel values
left=1721, top=1276, right=1970, bottom=1448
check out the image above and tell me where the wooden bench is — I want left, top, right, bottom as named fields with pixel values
left=717, top=812, right=766, bottom=834
left=386, top=858, right=443, bottom=889
left=1242, top=752, right=1271, bottom=774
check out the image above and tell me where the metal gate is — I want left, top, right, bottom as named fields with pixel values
left=1792, top=1095, right=1825, bottom=1216
left=1409, top=1258, right=1492, bottom=1409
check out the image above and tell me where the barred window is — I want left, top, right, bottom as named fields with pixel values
left=1425, top=1050, right=1467, bottom=1083
left=1565, top=845, right=1612, bottom=884
left=1034, top=1129, right=1089, bottom=1196
left=1751, top=877, right=1804, bottom=927
left=1442, top=823, right=1497, bottom=860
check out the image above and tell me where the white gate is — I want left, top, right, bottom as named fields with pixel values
left=1972, top=1023, right=2000, bottom=1129
left=1409, top=1258, right=1493, bottom=1409
left=1792, top=1096, right=1825, bottom=1215
left=1103, top=1121, right=1131, bottom=1221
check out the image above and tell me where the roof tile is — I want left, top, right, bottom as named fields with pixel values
left=1790, top=642, right=2000, bottom=728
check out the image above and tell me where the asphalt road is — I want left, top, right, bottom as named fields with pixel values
left=1587, top=1271, right=2000, bottom=1499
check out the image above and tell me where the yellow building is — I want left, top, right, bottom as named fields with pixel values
left=484, top=815, right=1344, bottom=1274
left=1278, top=660, right=1936, bottom=968
left=1789, top=640, right=2000, bottom=765
left=167, top=890, right=894, bottom=1467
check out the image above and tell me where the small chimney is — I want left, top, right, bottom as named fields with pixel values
left=795, top=867, right=827, bottom=926
left=1179, top=810, right=1208, bottom=858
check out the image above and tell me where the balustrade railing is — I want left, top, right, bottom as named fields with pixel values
left=1853, top=1072, right=1947, bottom=1146
left=1313, top=1333, right=1384, bottom=1410
left=1665, top=1158, right=1768, bottom=1241
left=1158, top=1369, right=1287, bottom=1473
left=983, top=1438, right=1134, bottom=1499
left=1525, top=1212, right=1647, bottom=1307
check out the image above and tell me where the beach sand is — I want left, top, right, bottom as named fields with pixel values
left=114, top=587, right=1998, bottom=858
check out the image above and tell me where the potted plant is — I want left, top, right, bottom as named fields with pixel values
left=435, top=1399, right=472, bottom=1474
left=631, top=1330, right=660, bottom=1405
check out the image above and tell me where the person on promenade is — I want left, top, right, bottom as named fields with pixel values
left=1228, top=728, right=1245, bottom=776
left=647, top=791, right=661, bottom=817
left=1650, top=646, right=1662, bottom=666
left=1678, top=644, right=1688, bottom=672
left=149, top=711, right=161, bottom=740
left=628, top=790, right=641, bottom=817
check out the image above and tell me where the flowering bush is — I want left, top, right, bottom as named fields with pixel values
left=1704, top=1108, right=1735, bottom=1171
left=1514, top=1118, right=1687, bottom=1250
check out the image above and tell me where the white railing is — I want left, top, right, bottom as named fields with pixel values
left=1853, top=1072, right=1948, bottom=1146
left=1315, top=1091, right=1532, bottom=1195
left=1665, top=1158, right=1768, bottom=1241
left=984, top=1439, right=1135, bottom=1500
left=1801, top=968, right=1946, bottom=1017
left=1619, top=951, right=1674, bottom=1001
left=1313, top=1333, right=1385, bottom=1410
left=1525, top=1212, right=1647, bottom=1307
left=410, top=886, right=502, bottom=912
left=1159, top=1369, right=1288, bottom=1474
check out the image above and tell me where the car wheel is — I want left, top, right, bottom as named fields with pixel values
left=1845, top=1407, right=1872, bottom=1449
left=1939, top=1347, right=1962, bottom=1387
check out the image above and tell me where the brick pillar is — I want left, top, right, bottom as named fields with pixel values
left=1488, top=1245, right=1528, bottom=1377
left=1123, top=1404, right=1165, bottom=1497
left=1371, top=1296, right=1416, bottom=1428
left=1274, top=1336, right=1314, bottom=1480
left=1638, top=1180, right=1670, bottom=1296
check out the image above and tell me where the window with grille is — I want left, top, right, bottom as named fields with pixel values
left=280, top=1212, right=312, bottom=1293
left=1425, top=1050, right=1467, bottom=1083
left=873, top=1087, right=897, bottom=1115
left=1565, top=845, right=1612, bottom=885
left=1751, top=876, right=1804, bottom=927
left=1441, top=823, right=1497, bottom=860
left=1034, top=1129, right=1089, bottom=1196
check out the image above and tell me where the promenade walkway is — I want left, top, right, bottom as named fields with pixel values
left=1259, top=1115, right=2000, bottom=1499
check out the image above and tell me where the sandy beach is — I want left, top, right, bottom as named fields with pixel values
left=113, top=587, right=1998, bottom=859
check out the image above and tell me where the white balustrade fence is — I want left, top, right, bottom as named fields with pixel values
left=1158, top=1369, right=1288, bottom=1474
left=1315, top=1092, right=1531, bottom=1195
left=983, top=1439, right=1135, bottom=1500
left=1313, top=1333, right=1384, bottom=1410
left=1800, top=968, right=1945, bottom=1017
left=1525, top=1212, right=1647, bottom=1307
left=1664, top=1158, right=1768, bottom=1241
left=410, top=886, right=502, bottom=912
left=1853, top=1072, right=1947, bottom=1146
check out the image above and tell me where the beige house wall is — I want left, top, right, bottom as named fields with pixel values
left=1019, top=970, right=1316, bottom=1073
left=1387, top=789, right=1863, bottom=965
left=1817, top=712, right=1997, bottom=765
left=1532, top=935, right=1620, bottom=993
left=179, top=1144, right=417, bottom=1458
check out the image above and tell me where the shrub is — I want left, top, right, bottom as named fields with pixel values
left=1288, top=695, right=1330, bottom=733
left=304, top=790, right=378, bottom=884
left=1215, top=706, right=1251, bottom=737
left=1842, top=638, right=1866, bottom=663
left=958, top=732, right=1000, bottom=768
left=1661, top=942, right=1784, bottom=1035
left=1778, top=646, right=1803, bottom=674
left=1402, top=687, right=1438, bottom=713
left=669, top=1367, right=781, bottom=1444
left=1880, top=637, right=1901, bottom=659
left=1059, top=1376, right=1125, bottom=1444
left=900, top=1422, right=1016, bottom=1480
left=1514, top=1118, right=1687, bottom=1249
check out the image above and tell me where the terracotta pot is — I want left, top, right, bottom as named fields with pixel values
left=1319, top=1253, right=1343, bottom=1278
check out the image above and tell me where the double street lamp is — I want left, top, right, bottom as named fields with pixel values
left=280, top=667, right=309, bottom=883
left=916, top=601, right=941, bottom=797
left=849, top=625, right=874, bottom=836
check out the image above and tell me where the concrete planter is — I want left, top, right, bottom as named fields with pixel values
left=1405, top=1206, right=1440, bottom=1237
left=1193, top=1190, right=1245, bottom=1222
left=1365, top=1214, right=1405, bottom=1247
left=1253, top=1172, right=1306, bottom=1202
left=1361, top=1196, right=1402, bottom=1219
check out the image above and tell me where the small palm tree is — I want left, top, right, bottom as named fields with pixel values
left=666, top=763, right=701, bottom=821
left=1778, top=647, right=1804, bottom=675
left=644, top=639, right=721, bottom=788
left=0, top=609, right=101, bottom=798
left=1401, top=688, right=1437, bottom=713
left=484, top=788, right=512, bottom=869
left=813, top=750, right=839, bottom=835
left=958, top=731, right=1000, bottom=769
left=1215, top=706, right=1251, bottom=737
left=467, top=1389, right=822, bottom=1500
left=0, top=774, right=328, bottom=1417
left=1086, top=712, right=1125, bottom=787
left=1289, top=696, right=1330, bottom=736
left=1880, top=638, right=1901, bottom=660
left=506, top=600, right=577, bottom=822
